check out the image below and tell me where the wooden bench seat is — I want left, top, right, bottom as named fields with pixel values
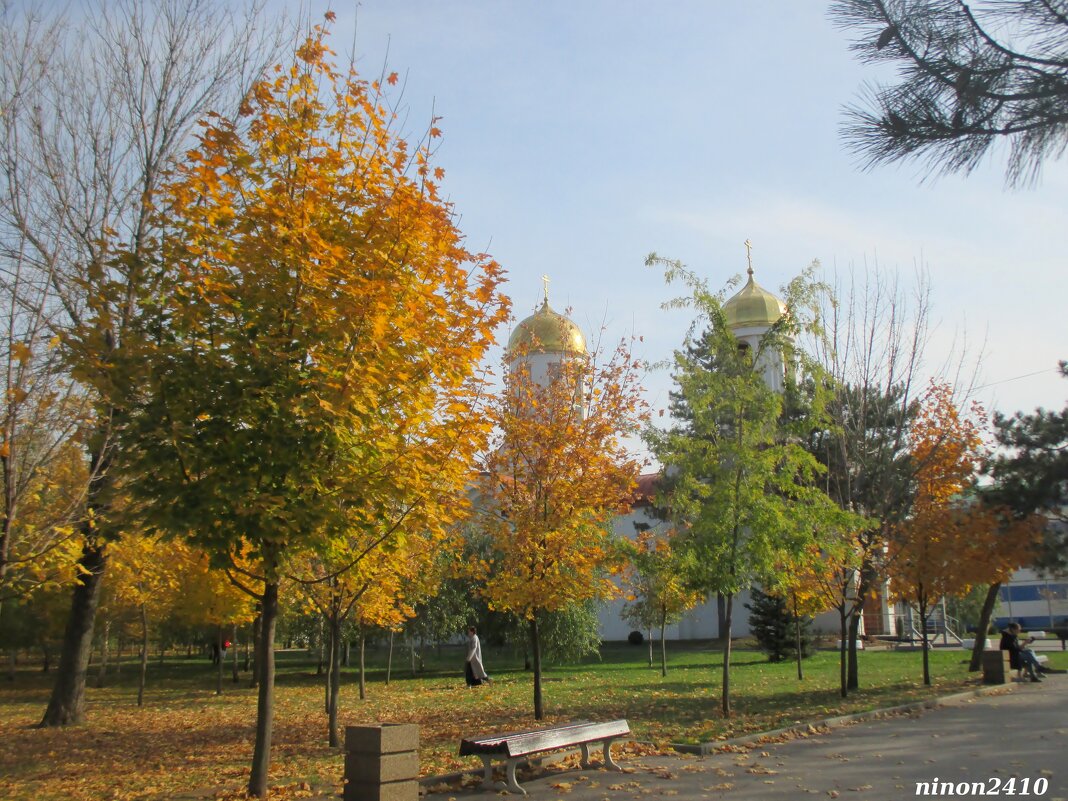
left=459, top=719, right=630, bottom=795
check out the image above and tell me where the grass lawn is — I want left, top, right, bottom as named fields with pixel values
left=1, top=639, right=1063, bottom=800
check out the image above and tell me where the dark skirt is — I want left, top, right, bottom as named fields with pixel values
left=465, top=661, right=483, bottom=687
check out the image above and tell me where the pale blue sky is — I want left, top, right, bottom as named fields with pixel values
left=312, top=2, right=1066, bottom=421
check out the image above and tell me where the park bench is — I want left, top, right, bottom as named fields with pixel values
left=459, top=719, right=630, bottom=795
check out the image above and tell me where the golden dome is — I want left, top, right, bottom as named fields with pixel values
left=723, top=268, right=784, bottom=329
left=507, top=299, right=587, bottom=356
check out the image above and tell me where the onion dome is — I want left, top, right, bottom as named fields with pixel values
left=507, top=298, right=587, bottom=356
left=723, top=266, right=785, bottom=329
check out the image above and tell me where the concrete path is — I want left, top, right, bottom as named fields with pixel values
left=429, top=676, right=1068, bottom=799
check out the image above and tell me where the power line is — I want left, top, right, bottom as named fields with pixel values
left=973, top=368, right=1060, bottom=392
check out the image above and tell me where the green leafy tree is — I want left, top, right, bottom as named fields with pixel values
left=831, top=0, right=1068, bottom=185
left=645, top=255, right=842, bottom=717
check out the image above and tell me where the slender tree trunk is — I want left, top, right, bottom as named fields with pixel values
left=215, top=626, right=224, bottom=695
left=248, top=581, right=278, bottom=798
left=386, top=630, right=394, bottom=685
left=95, top=619, right=111, bottom=689
left=358, top=629, right=366, bottom=701
left=793, top=593, right=804, bottom=681
left=343, top=639, right=350, bottom=668
left=659, top=610, right=667, bottom=677
left=409, top=633, right=417, bottom=677
left=42, top=642, right=51, bottom=673
left=324, top=615, right=334, bottom=715
left=115, top=638, right=123, bottom=682
left=231, top=623, right=239, bottom=683
left=530, top=616, right=544, bottom=720
left=243, top=623, right=251, bottom=672
left=249, top=612, right=261, bottom=689
left=721, top=594, right=734, bottom=718
left=327, top=615, right=341, bottom=748
left=717, top=593, right=728, bottom=639
left=839, top=609, right=849, bottom=698
left=316, top=615, right=324, bottom=676
left=919, top=596, right=931, bottom=686
left=969, top=582, right=1001, bottom=671
left=137, top=603, right=148, bottom=707
left=647, top=627, right=653, bottom=668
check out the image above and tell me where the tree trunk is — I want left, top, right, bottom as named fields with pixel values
left=721, top=594, right=734, bottom=718
left=138, top=603, right=148, bottom=707
left=848, top=565, right=874, bottom=691
left=248, top=581, right=278, bottom=798
left=358, top=630, right=366, bottom=701
left=243, top=623, right=251, bottom=672
left=386, top=630, right=394, bottom=686
left=530, top=616, right=544, bottom=720
left=215, top=626, right=225, bottom=695
left=115, top=637, right=123, bottom=682
left=42, top=642, right=52, bottom=673
left=793, top=593, right=804, bottom=681
left=343, top=639, right=350, bottom=668
left=839, top=608, right=849, bottom=698
left=249, top=612, right=261, bottom=689
left=95, top=619, right=111, bottom=689
left=847, top=605, right=862, bottom=691
left=324, top=616, right=334, bottom=714
left=231, top=623, right=239, bottom=683
left=409, top=633, right=417, bottom=677
left=327, top=615, right=341, bottom=748
left=316, top=615, right=324, bottom=676
left=969, top=582, right=1001, bottom=671
left=647, top=627, right=653, bottom=668
left=717, top=592, right=728, bottom=639
left=919, top=597, right=931, bottom=686
left=659, top=611, right=667, bottom=677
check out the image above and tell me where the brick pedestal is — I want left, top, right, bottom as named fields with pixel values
left=981, top=650, right=1011, bottom=684
left=344, top=724, right=419, bottom=801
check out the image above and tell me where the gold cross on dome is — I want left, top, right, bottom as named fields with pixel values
left=541, top=274, right=550, bottom=304
left=744, top=239, right=754, bottom=276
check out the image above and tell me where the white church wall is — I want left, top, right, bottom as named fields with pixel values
left=599, top=503, right=756, bottom=640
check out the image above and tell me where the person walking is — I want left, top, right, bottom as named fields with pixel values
left=465, top=626, right=490, bottom=687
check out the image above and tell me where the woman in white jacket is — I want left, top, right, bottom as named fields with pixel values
left=465, top=626, right=490, bottom=686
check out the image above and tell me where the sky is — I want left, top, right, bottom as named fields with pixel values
left=304, top=1, right=1066, bottom=424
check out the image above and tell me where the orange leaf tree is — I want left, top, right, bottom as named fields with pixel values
left=105, top=23, right=507, bottom=797
left=887, top=381, right=1039, bottom=684
left=479, top=337, right=646, bottom=720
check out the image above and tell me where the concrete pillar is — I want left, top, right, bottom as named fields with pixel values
left=344, top=724, right=419, bottom=801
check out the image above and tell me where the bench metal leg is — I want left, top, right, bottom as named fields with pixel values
left=603, top=737, right=622, bottom=771
left=579, top=742, right=592, bottom=769
left=505, top=757, right=527, bottom=795
left=480, top=756, right=494, bottom=791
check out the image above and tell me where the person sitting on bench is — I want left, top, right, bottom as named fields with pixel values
left=1000, top=622, right=1043, bottom=682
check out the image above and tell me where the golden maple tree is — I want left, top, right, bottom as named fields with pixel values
left=888, top=381, right=1040, bottom=684
left=101, top=19, right=507, bottom=796
left=479, top=338, right=646, bottom=719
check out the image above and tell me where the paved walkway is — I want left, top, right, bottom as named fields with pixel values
left=430, top=676, right=1067, bottom=799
